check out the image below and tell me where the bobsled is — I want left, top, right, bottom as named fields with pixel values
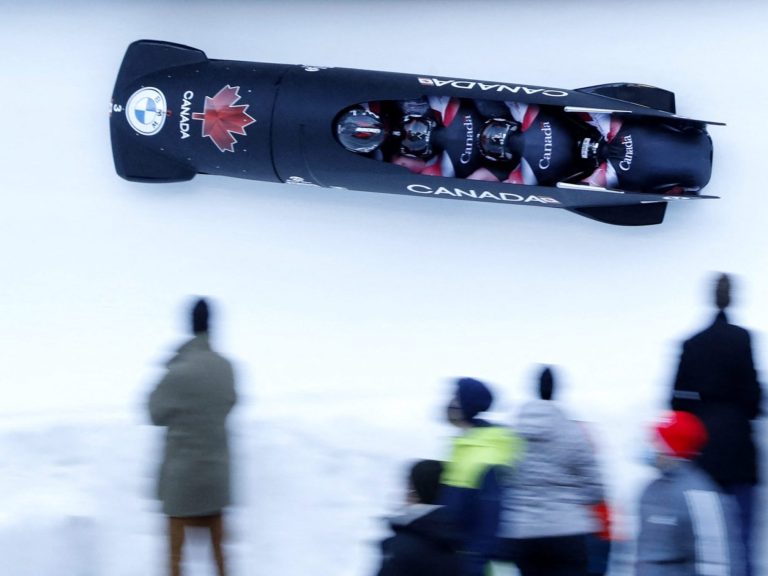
left=110, top=40, right=722, bottom=226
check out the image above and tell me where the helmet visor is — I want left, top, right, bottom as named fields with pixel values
left=336, top=108, right=386, bottom=153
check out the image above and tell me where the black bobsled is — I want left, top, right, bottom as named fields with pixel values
left=110, top=40, right=722, bottom=226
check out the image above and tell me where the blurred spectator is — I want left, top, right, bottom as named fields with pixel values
left=586, top=500, right=613, bottom=576
left=440, top=377, right=523, bottom=576
left=149, top=297, right=237, bottom=576
left=496, top=366, right=604, bottom=576
left=670, top=273, right=762, bottom=576
left=376, top=459, right=462, bottom=576
left=636, top=411, right=744, bottom=576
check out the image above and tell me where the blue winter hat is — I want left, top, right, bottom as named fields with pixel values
left=455, top=377, right=493, bottom=421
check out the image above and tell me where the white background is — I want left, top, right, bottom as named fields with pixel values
left=0, top=1, right=766, bottom=574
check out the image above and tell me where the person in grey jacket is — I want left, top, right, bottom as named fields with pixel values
left=636, top=411, right=744, bottom=576
left=496, top=367, right=604, bottom=576
left=149, top=298, right=237, bottom=576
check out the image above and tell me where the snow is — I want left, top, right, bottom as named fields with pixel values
left=0, top=1, right=767, bottom=574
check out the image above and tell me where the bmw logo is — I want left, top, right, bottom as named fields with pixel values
left=126, top=87, right=167, bottom=135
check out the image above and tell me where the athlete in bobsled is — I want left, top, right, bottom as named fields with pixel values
left=336, top=98, right=712, bottom=195
left=336, top=97, right=591, bottom=185
left=578, top=113, right=712, bottom=194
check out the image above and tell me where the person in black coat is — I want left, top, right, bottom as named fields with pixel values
left=376, top=460, right=462, bottom=576
left=670, top=273, right=762, bottom=576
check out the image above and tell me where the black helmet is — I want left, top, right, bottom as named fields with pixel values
left=400, top=114, right=437, bottom=158
left=336, top=108, right=386, bottom=153
left=478, top=118, right=519, bottom=162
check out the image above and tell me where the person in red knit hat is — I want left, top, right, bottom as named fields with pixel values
left=635, top=411, right=745, bottom=576
left=653, top=410, right=709, bottom=459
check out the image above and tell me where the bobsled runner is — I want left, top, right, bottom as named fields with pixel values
left=110, top=40, right=721, bottom=226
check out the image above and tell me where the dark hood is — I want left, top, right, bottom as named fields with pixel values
left=387, top=504, right=462, bottom=550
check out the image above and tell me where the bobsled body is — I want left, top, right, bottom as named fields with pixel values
left=110, top=40, right=719, bottom=225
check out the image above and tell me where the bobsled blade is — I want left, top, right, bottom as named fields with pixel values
left=557, top=181, right=718, bottom=201
left=564, top=106, right=725, bottom=126
left=556, top=182, right=625, bottom=194
left=564, top=106, right=634, bottom=115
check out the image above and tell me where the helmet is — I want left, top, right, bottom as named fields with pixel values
left=336, top=108, right=386, bottom=153
left=479, top=118, right=519, bottom=162
left=400, top=114, right=437, bottom=158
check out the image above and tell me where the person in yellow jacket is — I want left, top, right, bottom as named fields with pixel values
left=440, top=377, right=523, bottom=576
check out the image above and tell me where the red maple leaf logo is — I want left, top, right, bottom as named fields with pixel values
left=192, top=85, right=256, bottom=152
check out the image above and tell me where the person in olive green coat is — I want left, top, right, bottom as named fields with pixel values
left=149, top=298, right=237, bottom=576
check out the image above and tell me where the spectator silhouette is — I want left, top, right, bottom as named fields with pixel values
left=540, top=366, right=613, bottom=576
left=496, top=366, right=604, bottom=576
left=440, top=377, right=523, bottom=576
left=670, top=273, right=762, bottom=576
left=149, top=297, right=237, bottom=576
left=636, top=411, right=745, bottom=576
left=376, top=459, right=462, bottom=576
